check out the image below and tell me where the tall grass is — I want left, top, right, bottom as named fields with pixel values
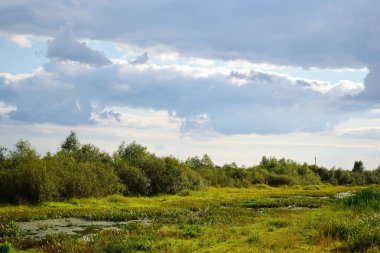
left=317, top=189, right=380, bottom=252
left=342, top=188, right=380, bottom=212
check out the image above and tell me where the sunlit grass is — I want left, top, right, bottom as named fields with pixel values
left=0, top=185, right=378, bottom=252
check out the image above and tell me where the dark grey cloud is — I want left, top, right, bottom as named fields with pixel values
left=1, top=1, right=378, bottom=68
left=356, top=63, right=380, bottom=102
left=130, top=52, right=149, bottom=65
left=47, top=24, right=111, bottom=66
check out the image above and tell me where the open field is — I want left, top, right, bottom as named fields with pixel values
left=1, top=185, right=380, bottom=252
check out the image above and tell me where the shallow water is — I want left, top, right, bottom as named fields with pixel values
left=18, top=218, right=151, bottom=240
left=336, top=191, right=352, bottom=199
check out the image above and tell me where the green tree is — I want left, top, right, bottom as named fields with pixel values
left=0, top=147, right=9, bottom=169
left=60, top=131, right=80, bottom=154
left=77, top=143, right=112, bottom=163
left=115, top=141, right=149, bottom=167
left=352, top=160, right=365, bottom=173
left=116, top=163, right=151, bottom=195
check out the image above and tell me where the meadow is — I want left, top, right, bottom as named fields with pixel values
left=1, top=185, right=380, bottom=253
left=1, top=134, right=380, bottom=252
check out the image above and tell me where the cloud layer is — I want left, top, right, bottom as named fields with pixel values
left=0, top=56, right=371, bottom=134
left=0, top=1, right=379, bottom=102
left=47, top=24, right=111, bottom=66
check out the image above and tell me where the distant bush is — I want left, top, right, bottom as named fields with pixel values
left=0, top=133, right=379, bottom=204
left=177, top=189, right=191, bottom=196
left=267, top=173, right=296, bottom=186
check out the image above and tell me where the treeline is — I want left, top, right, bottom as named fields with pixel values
left=0, top=131, right=379, bottom=203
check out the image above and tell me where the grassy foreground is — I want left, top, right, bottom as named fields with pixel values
left=1, top=185, right=380, bottom=252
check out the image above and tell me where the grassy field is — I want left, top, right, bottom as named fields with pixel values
left=1, top=185, right=380, bottom=252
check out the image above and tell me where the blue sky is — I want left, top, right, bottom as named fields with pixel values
left=0, top=0, right=379, bottom=169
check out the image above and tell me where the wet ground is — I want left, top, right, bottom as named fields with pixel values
left=18, top=218, right=151, bottom=240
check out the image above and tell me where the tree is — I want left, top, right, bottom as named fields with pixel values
left=116, top=163, right=151, bottom=195
left=77, top=143, right=112, bottom=163
left=0, top=147, right=9, bottom=169
left=10, top=140, right=39, bottom=167
left=114, top=141, right=149, bottom=166
left=352, top=160, right=364, bottom=173
left=60, top=131, right=80, bottom=154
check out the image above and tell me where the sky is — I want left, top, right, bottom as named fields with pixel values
left=0, top=0, right=379, bottom=169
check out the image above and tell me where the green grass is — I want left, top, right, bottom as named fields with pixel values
left=0, top=185, right=378, bottom=252
left=342, top=188, right=380, bottom=212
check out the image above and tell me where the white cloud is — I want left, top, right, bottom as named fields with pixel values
left=328, top=80, right=365, bottom=97
left=0, top=31, right=49, bottom=48
left=0, top=101, right=16, bottom=115
left=0, top=59, right=371, bottom=135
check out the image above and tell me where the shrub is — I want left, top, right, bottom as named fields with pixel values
left=0, top=242, right=14, bottom=253
left=342, top=189, right=380, bottom=212
left=268, top=220, right=289, bottom=229
left=267, top=173, right=296, bottom=186
left=116, top=164, right=150, bottom=195
left=318, top=213, right=380, bottom=252
left=0, top=221, right=19, bottom=238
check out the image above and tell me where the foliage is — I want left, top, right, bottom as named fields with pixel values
left=352, top=160, right=365, bottom=173
left=116, top=163, right=151, bottom=195
left=0, top=242, right=14, bottom=253
left=0, top=221, right=19, bottom=238
left=0, top=132, right=379, bottom=205
left=60, top=131, right=80, bottom=154
left=267, top=173, right=296, bottom=186
left=342, top=188, right=380, bottom=212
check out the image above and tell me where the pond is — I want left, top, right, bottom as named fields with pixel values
left=18, top=218, right=151, bottom=240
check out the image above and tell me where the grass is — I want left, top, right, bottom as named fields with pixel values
left=341, top=188, right=380, bottom=212
left=0, top=185, right=378, bottom=252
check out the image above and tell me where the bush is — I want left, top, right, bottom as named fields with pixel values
left=0, top=242, right=14, bottom=253
left=342, top=189, right=380, bottom=212
left=61, top=162, right=124, bottom=199
left=0, top=221, right=19, bottom=238
left=318, top=213, right=380, bottom=252
left=116, top=163, right=150, bottom=195
left=267, top=173, right=296, bottom=186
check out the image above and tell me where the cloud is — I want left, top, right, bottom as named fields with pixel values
left=1, top=1, right=379, bottom=101
left=0, top=32, right=32, bottom=47
left=130, top=52, right=149, bottom=65
left=47, top=24, right=111, bottom=66
left=356, top=63, right=380, bottom=102
left=0, top=101, right=16, bottom=118
left=0, top=60, right=373, bottom=135
left=0, top=1, right=378, bottom=67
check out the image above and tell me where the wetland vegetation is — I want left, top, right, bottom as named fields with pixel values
left=1, top=132, right=380, bottom=252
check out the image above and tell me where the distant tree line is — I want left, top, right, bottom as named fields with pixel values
left=0, top=131, right=379, bottom=203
